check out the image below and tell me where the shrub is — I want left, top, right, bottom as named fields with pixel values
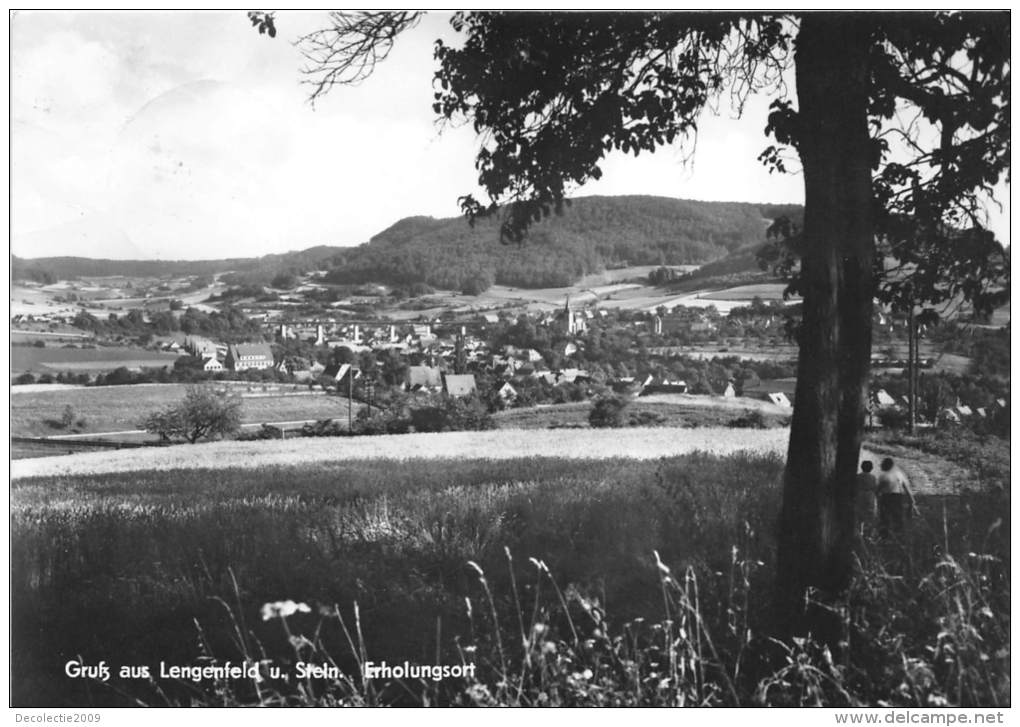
left=628, top=410, right=666, bottom=427
left=300, top=418, right=346, bottom=437
left=877, top=407, right=910, bottom=430
left=353, top=408, right=411, bottom=435
left=729, top=410, right=768, bottom=429
left=589, top=395, right=628, bottom=428
left=410, top=395, right=493, bottom=433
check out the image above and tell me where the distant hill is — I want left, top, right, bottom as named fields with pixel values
left=11, top=246, right=344, bottom=285
left=325, top=196, right=805, bottom=291
left=12, top=196, right=805, bottom=291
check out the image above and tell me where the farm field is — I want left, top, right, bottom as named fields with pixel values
left=11, top=426, right=791, bottom=479
left=10, top=383, right=359, bottom=439
left=11, top=280, right=225, bottom=319
left=872, top=342, right=973, bottom=375
left=647, top=344, right=799, bottom=362
left=698, top=283, right=790, bottom=301
left=493, top=395, right=790, bottom=430
left=11, top=329, right=93, bottom=343
left=11, top=344, right=180, bottom=374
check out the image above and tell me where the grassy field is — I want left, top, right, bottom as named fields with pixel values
left=11, top=345, right=180, bottom=374
left=11, top=426, right=790, bottom=478
left=10, top=384, right=359, bottom=439
left=10, top=453, right=786, bottom=706
left=10, top=438, right=1008, bottom=707
left=698, top=283, right=789, bottom=301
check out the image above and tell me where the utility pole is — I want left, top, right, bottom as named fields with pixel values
left=348, top=368, right=353, bottom=432
left=907, top=307, right=917, bottom=433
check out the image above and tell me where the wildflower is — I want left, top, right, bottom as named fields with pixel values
left=260, top=600, right=311, bottom=621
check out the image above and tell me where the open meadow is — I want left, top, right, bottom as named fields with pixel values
left=493, top=396, right=790, bottom=430
left=10, top=426, right=1009, bottom=707
left=11, top=384, right=359, bottom=440
left=11, top=426, right=790, bottom=477
left=11, top=344, right=180, bottom=375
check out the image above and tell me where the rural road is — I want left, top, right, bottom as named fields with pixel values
left=42, top=420, right=326, bottom=440
left=860, top=444, right=977, bottom=497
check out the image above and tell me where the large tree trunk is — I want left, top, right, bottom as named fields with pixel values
left=775, top=15, right=875, bottom=635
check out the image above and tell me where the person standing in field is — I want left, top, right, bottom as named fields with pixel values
left=854, top=459, right=878, bottom=535
left=877, top=457, right=916, bottom=536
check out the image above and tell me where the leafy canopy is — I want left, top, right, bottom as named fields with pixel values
left=430, top=12, right=1008, bottom=314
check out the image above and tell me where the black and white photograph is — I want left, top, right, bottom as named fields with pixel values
left=9, top=9, right=1011, bottom=711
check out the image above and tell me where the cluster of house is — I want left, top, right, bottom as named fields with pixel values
left=165, top=299, right=807, bottom=410
left=178, top=336, right=275, bottom=373
left=634, top=374, right=794, bottom=406
left=870, top=388, right=1008, bottom=424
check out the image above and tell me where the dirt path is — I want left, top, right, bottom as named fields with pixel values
left=861, top=442, right=978, bottom=496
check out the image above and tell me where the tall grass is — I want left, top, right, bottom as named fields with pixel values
left=10, top=449, right=1009, bottom=707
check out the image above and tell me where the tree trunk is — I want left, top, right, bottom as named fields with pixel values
left=775, top=15, right=875, bottom=635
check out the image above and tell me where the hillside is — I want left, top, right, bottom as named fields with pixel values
left=13, top=196, right=804, bottom=290
left=325, top=196, right=804, bottom=291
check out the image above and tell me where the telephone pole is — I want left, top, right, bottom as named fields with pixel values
left=907, top=307, right=916, bottom=433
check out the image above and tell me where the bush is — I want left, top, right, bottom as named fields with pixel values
left=589, top=395, right=628, bottom=428
left=299, top=419, right=346, bottom=437
left=628, top=410, right=666, bottom=427
left=877, top=407, right=910, bottom=430
left=409, top=395, right=493, bottom=433
left=729, top=410, right=768, bottom=429
left=353, top=408, right=411, bottom=435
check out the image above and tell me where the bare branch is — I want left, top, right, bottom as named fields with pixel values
left=294, top=11, right=423, bottom=104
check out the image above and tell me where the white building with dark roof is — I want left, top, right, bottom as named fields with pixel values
left=443, top=373, right=478, bottom=398
left=226, top=343, right=274, bottom=371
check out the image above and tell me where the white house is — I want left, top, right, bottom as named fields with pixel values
left=767, top=392, right=792, bottom=408
left=874, top=389, right=897, bottom=407
left=497, top=382, right=518, bottom=404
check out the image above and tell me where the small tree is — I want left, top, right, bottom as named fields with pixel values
left=142, top=385, right=242, bottom=444
left=589, top=394, right=629, bottom=428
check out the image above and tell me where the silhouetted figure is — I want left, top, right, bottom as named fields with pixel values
left=855, top=459, right=878, bottom=535
left=877, top=457, right=916, bottom=536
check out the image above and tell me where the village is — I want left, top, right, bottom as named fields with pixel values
left=11, top=266, right=1008, bottom=436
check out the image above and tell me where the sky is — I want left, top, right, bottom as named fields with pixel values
left=10, top=10, right=1010, bottom=261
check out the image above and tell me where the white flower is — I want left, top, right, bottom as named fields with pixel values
left=261, top=600, right=311, bottom=620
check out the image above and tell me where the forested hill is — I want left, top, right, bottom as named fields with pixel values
left=13, top=196, right=803, bottom=290
left=11, top=246, right=343, bottom=285
left=325, top=196, right=804, bottom=291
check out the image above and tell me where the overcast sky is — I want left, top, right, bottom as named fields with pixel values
left=11, top=10, right=1009, bottom=261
